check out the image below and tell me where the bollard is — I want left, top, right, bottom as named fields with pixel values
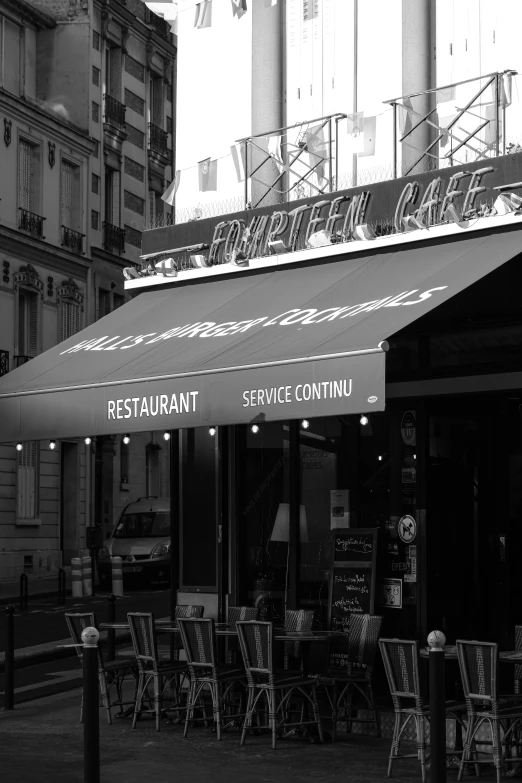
left=107, top=594, right=116, bottom=662
left=111, top=557, right=123, bottom=597
left=57, top=567, right=66, bottom=606
left=428, top=630, right=447, bottom=783
left=4, top=605, right=15, bottom=710
left=82, top=556, right=92, bottom=597
left=72, top=557, right=83, bottom=598
left=19, top=573, right=28, bottom=612
left=81, top=626, right=100, bottom=783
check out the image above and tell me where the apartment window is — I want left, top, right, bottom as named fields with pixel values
left=148, top=190, right=163, bottom=225
left=92, top=65, right=100, bottom=87
left=105, top=168, right=120, bottom=226
left=2, top=18, right=21, bottom=95
left=92, top=101, right=100, bottom=122
left=18, top=140, right=40, bottom=213
left=93, top=30, right=100, bottom=51
left=18, top=289, right=39, bottom=358
left=105, top=46, right=122, bottom=100
left=167, top=115, right=173, bottom=135
left=98, top=288, right=111, bottom=319
left=91, top=209, right=100, bottom=231
left=92, top=173, right=100, bottom=194
left=149, top=75, right=164, bottom=128
left=59, top=300, right=81, bottom=341
left=60, top=160, right=80, bottom=231
left=17, top=441, right=38, bottom=520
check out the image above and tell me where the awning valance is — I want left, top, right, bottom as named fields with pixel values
left=0, top=227, right=520, bottom=442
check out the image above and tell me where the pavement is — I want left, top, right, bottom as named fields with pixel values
left=0, top=570, right=73, bottom=603
left=0, top=684, right=463, bottom=783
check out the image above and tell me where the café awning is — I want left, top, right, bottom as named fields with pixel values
left=0, top=227, right=520, bottom=442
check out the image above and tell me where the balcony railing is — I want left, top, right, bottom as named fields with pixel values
left=14, top=355, right=32, bottom=368
left=148, top=11, right=171, bottom=39
left=19, top=208, right=45, bottom=238
left=149, top=123, right=169, bottom=157
left=61, top=226, right=85, bottom=255
left=0, top=350, right=8, bottom=377
left=103, top=222, right=126, bottom=255
left=104, top=94, right=126, bottom=129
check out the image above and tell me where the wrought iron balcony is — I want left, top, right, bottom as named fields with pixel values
left=0, top=350, right=8, bottom=377
left=61, top=226, right=85, bottom=255
left=103, top=222, right=126, bottom=255
left=19, top=208, right=45, bottom=238
left=103, top=93, right=126, bottom=129
left=149, top=123, right=169, bottom=157
left=14, top=355, right=31, bottom=368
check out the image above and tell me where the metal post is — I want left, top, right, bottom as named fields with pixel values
left=494, top=73, right=500, bottom=158
left=19, top=573, right=28, bottom=612
left=243, top=140, right=249, bottom=209
left=107, top=594, right=116, bottom=662
left=328, top=118, right=333, bottom=192
left=428, top=630, right=447, bottom=783
left=58, top=568, right=66, bottom=606
left=90, top=548, right=96, bottom=597
left=4, top=605, right=14, bottom=710
left=82, top=627, right=100, bottom=783
left=392, top=102, right=398, bottom=179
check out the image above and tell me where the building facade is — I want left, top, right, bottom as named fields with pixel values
left=0, top=0, right=176, bottom=581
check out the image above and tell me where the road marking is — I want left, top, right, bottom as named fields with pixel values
left=0, top=669, right=82, bottom=695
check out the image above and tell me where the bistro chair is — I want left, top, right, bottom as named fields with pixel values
left=284, top=609, right=314, bottom=669
left=237, top=620, right=324, bottom=750
left=315, top=613, right=383, bottom=741
left=169, top=604, right=204, bottom=661
left=379, top=638, right=465, bottom=783
left=65, top=612, right=137, bottom=725
left=456, top=640, right=522, bottom=783
left=513, top=626, right=522, bottom=694
left=177, top=617, right=247, bottom=740
left=128, top=612, right=189, bottom=731
left=226, top=606, right=259, bottom=664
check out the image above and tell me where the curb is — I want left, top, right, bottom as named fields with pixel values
left=0, top=629, right=132, bottom=673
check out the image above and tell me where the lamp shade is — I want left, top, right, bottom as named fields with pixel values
left=270, top=503, right=308, bottom=543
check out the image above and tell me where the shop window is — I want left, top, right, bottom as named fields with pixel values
left=120, top=437, right=129, bottom=486
left=146, top=443, right=162, bottom=497
left=17, top=441, right=38, bottom=520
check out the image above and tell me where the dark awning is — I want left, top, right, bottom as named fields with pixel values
left=0, top=227, right=520, bottom=442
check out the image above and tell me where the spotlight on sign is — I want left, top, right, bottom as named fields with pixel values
left=123, top=266, right=140, bottom=280
left=190, top=254, right=211, bottom=268
left=251, top=424, right=260, bottom=434
left=163, top=431, right=171, bottom=441
left=268, top=240, right=289, bottom=255
left=208, top=426, right=216, bottom=437
left=360, top=415, right=369, bottom=426
left=49, top=440, right=57, bottom=450
left=123, top=434, right=131, bottom=445
left=306, top=230, right=332, bottom=249
left=84, top=437, right=92, bottom=445
left=378, top=454, right=383, bottom=461
left=154, top=257, right=177, bottom=277
left=353, top=224, right=376, bottom=241
left=16, top=442, right=23, bottom=452
left=229, top=251, right=249, bottom=268
left=301, top=419, right=310, bottom=429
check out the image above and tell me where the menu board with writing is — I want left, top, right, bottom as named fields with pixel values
left=328, top=528, right=378, bottom=636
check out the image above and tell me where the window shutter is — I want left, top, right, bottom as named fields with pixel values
left=60, top=301, right=80, bottom=342
left=17, top=441, right=37, bottom=519
left=27, top=293, right=38, bottom=357
left=4, top=19, right=20, bottom=96
left=18, top=141, right=34, bottom=212
left=60, top=161, right=74, bottom=229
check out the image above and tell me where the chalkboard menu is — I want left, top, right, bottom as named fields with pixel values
left=328, top=529, right=378, bottom=633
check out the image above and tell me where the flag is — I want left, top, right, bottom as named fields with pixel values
left=358, top=116, right=376, bottom=157
left=437, top=113, right=458, bottom=148
left=436, top=85, right=456, bottom=103
left=161, top=170, right=180, bottom=205
left=198, top=157, right=217, bottom=191
left=501, top=72, right=512, bottom=108
left=194, top=0, right=212, bottom=28
left=231, top=0, right=247, bottom=18
left=231, top=143, right=246, bottom=182
left=267, top=135, right=285, bottom=173
left=399, top=98, right=413, bottom=137
left=305, top=123, right=327, bottom=182
left=346, top=112, right=364, bottom=153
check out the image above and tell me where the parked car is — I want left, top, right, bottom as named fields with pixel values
left=97, top=497, right=171, bottom=587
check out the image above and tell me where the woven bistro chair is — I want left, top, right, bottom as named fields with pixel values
left=169, top=604, right=204, bottom=661
left=128, top=612, right=189, bottom=731
left=226, top=607, right=259, bottom=664
left=177, top=617, right=247, bottom=740
left=65, top=612, right=137, bottom=725
left=315, top=613, right=383, bottom=740
left=456, top=640, right=522, bottom=783
left=513, top=626, right=522, bottom=694
left=237, top=620, right=324, bottom=750
left=379, top=638, right=465, bottom=782
left=284, top=610, right=314, bottom=668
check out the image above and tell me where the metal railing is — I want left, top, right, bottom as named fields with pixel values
left=0, top=349, right=8, bottom=376
left=384, top=70, right=517, bottom=177
left=61, top=226, right=85, bottom=255
left=14, top=355, right=32, bottom=367
left=103, top=222, right=126, bottom=255
left=148, top=11, right=171, bottom=39
left=149, top=122, right=169, bottom=157
left=103, top=93, right=126, bottom=128
left=18, top=208, right=45, bottom=238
